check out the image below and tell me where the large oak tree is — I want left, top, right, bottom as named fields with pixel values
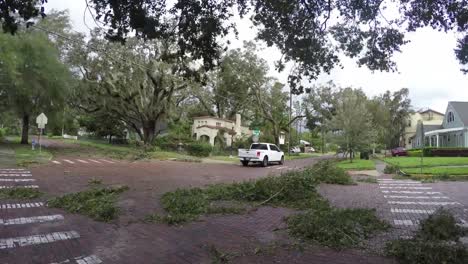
left=2, top=1, right=467, bottom=91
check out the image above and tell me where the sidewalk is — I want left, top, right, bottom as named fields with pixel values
left=0, top=144, right=16, bottom=168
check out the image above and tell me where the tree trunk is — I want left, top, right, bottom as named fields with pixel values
left=142, top=120, right=156, bottom=145
left=21, top=114, right=29, bottom=144
left=108, top=134, right=113, bottom=144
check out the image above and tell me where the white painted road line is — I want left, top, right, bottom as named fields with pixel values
left=381, top=190, right=442, bottom=195
left=76, top=159, right=89, bottom=164
left=52, top=161, right=61, bottom=164
left=0, top=214, right=64, bottom=226
left=394, top=219, right=416, bottom=226
left=0, top=231, right=80, bottom=249
left=380, top=186, right=432, bottom=190
left=51, top=255, right=103, bottom=264
left=391, top=208, right=435, bottom=214
left=388, top=201, right=461, bottom=205
left=379, top=183, right=422, bottom=186
left=384, top=195, right=450, bottom=199
left=0, top=169, right=26, bottom=171
left=0, top=178, right=35, bottom=182
left=0, top=185, right=39, bottom=189
left=276, top=166, right=287, bottom=170
left=0, top=202, right=44, bottom=209
left=0, top=173, right=32, bottom=177
left=99, top=159, right=115, bottom=164
left=88, top=159, right=101, bottom=164
left=63, top=159, right=75, bottom=164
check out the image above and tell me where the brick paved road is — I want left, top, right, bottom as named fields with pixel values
left=0, top=168, right=102, bottom=264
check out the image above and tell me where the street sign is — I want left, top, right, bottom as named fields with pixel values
left=36, top=113, right=48, bottom=129
left=35, top=113, right=47, bottom=152
left=253, top=129, right=260, bottom=136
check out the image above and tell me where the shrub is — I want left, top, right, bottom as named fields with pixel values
left=408, top=149, right=422, bottom=157
left=384, top=164, right=400, bottom=174
left=48, top=186, right=129, bottom=222
left=0, top=188, right=43, bottom=199
left=312, top=160, right=355, bottom=185
left=417, top=147, right=468, bottom=157
left=288, top=207, right=389, bottom=248
left=0, top=128, right=6, bottom=141
left=385, top=209, right=468, bottom=264
left=187, top=142, right=213, bottom=157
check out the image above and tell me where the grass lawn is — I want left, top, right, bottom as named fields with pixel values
left=336, top=159, right=376, bottom=170
left=403, top=167, right=468, bottom=176
left=12, top=144, right=53, bottom=166
left=384, top=157, right=468, bottom=168
left=285, top=153, right=321, bottom=160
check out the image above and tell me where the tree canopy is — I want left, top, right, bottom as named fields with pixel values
left=1, top=1, right=467, bottom=93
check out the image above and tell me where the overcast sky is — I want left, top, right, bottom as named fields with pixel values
left=47, top=0, right=468, bottom=114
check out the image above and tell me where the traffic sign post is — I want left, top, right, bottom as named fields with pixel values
left=252, top=129, right=260, bottom=143
left=36, top=113, right=48, bottom=153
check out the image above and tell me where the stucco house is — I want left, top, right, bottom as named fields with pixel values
left=192, top=114, right=252, bottom=146
left=412, top=102, right=468, bottom=148
left=402, top=109, right=444, bottom=149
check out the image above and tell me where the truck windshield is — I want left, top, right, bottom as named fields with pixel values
left=250, top=144, right=268, bottom=150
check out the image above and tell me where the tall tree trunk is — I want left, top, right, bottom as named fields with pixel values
left=142, top=120, right=156, bottom=145
left=21, top=114, right=29, bottom=145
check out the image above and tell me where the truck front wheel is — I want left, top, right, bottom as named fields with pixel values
left=241, top=160, right=249, bottom=167
left=262, top=156, right=269, bottom=167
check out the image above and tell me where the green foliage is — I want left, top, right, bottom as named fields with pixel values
left=407, top=149, right=422, bottom=157
left=312, top=160, right=355, bottom=185
left=0, top=127, right=6, bottom=141
left=48, top=186, right=129, bottom=222
left=356, top=177, right=378, bottom=184
left=0, top=188, right=43, bottom=199
left=187, top=142, right=213, bottom=157
left=384, top=164, right=400, bottom=174
left=336, top=159, right=376, bottom=171
left=385, top=157, right=468, bottom=168
left=385, top=209, right=468, bottom=264
left=287, top=207, right=389, bottom=248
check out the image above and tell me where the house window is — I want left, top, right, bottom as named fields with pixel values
left=407, top=120, right=411, bottom=127
left=448, top=112, right=455, bottom=123
left=216, top=122, right=222, bottom=127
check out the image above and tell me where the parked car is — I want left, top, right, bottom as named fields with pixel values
left=391, top=147, right=408, bottom=157
left=290, top=147, right=301, bottom=153
left=238, top=143, right=284, bottom=167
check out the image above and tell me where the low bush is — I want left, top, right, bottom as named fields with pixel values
left=187, top=142, right=213, bottom=157
left=407, top=149, right=422, bottom=157
left=312, top=160, right=355, bottom=185
left=0, top=188, right=43, bottom=199
left=384, top=164, right=400, bottom=174
left=385, top=209, right=468, bottom=264
left=287, top=206, right=389, bottom=248
left=0, top=127, right=6, bottom=141
left=48, top=186, right=129, bottom=222
left=419, top=147, right=468, bottom=157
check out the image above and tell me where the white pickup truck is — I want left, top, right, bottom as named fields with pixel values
left=238, top=143, right=284, bottom=167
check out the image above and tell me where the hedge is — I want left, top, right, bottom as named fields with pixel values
left=411, top=148, right=468, bottom=157
left=187, top=142, right=213, bottom=157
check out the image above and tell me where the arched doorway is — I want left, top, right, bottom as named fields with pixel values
left=199, top=135, right=210, bottom=143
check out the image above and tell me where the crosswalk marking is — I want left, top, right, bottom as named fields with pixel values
left=0, top=231, right=80, bottom=249
left=0, top=178, right=35, bottom=182
left=63, top=159, right=75, bottom=164
left=381, top=190, right=442, bottom=195
left=388, top=201, right=461, bottom=205
left=0, top=202, right=44, bottom=209
left=0, top=185, right=39, bottom=189
left=394, top=219, right=416, bottom=226
left=0, top=173, right=32, bottom=177
left=76, top=159, right=89, bottom=164
left=88, top=159, right=101, bottom=164
left=0, top=169, right=26, bottom=171
left=99, top=159, right=115, bottom=164
left=391, top=208, right=435, bottom=214
left=384, top=195, right=449, bottom=199
left=0, top=214, right=64, bottom=226
left=52, top=161, right=61, bottom=164
left=51, top=255, right=103, bottom=264
left=380, top=186, right=432, bottom=189
left=379, top=183, right=422, bottom=186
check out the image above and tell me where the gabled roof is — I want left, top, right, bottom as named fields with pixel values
left=449, top=101, right=468, bottom=126
left=418, top=109, right=444, bottom=116
left=193, top=116, right=234, bottom=123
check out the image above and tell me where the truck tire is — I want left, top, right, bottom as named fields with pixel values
left=279, top=156, right=284, bottom=165
left=262, top=156, right=269, bottom=167
left=241, top=160, right=249, bottom=167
